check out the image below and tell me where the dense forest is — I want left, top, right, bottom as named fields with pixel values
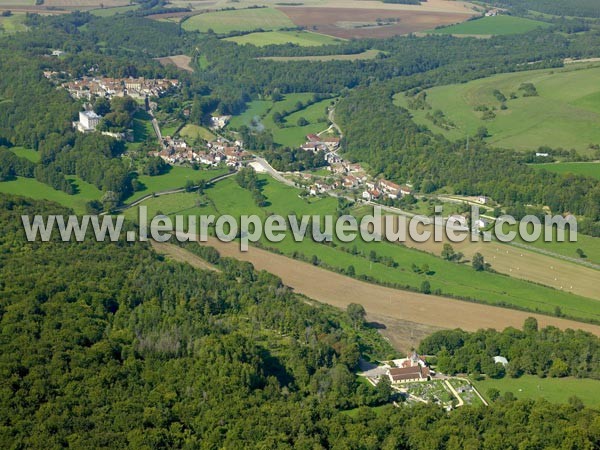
left=420, top=318, right=600, bottom=379
left=2, top=194, right=600, bottom=448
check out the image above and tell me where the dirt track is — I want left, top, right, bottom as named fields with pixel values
left=164, top=239, right=600, bottom=336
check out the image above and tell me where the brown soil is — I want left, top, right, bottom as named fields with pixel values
left=155, top=55, right=194, bottom=72
left=277, top=7, right=473, bottom=39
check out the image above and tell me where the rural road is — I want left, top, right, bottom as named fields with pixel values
left=158, top=239, right=600, bottom=337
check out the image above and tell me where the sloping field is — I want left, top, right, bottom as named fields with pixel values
left=182, top=7, right=295, bottom=33
left=533, top=162, right=600, bottom=181
left=155, top=54, right=194, bottom=72
left=166, top=239, right=600, bottom=336
left=426, top=15, right=550, bottom=36
left=224, top=30, right=342, bottom=46
left=0, top=12, right=27, bottom=33
left=394, top=65, right=600, bottom=154
left=278, top=6, right=473, bottom=39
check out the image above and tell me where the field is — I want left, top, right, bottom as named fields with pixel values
left=224, top=30, right=343, bottom=46
left=0, top=176, right=101, bottom=214
left=9, top=146, right=40, bottom=162
left=426, top=15, right=550, bottom=36
left=277, top=6, right=474, bottom=39
left=154, top=54, right=194, bottom=72
left=259, top=49, right=381, bottom=61
left=128, top=110, right=155, bottom=150
left=533, top=162, right=600, bottom=181
left=394, top=65, right=600, bottom=154
left=0, top=12, right=27, bottom=34
left=124, top=166, right=227, bottom=203
left=179, top=123, right=216, bottom=142
left=181, top=8, right=295, bottom=33
left=368, top=216, right=600, bottom=302
left=473, top=375, right=600, bottom=407
left=228, top=93, right=333, bottom=147
left=125, top=175, right=600, bottom=324
left=158, top=237, right=600, bottom=336
left=228, top=100, right=273, bottom=129
left=42, top=0, right=129, bottom=9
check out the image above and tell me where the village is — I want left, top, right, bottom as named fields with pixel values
left=49, top=70, right=501, bottom=218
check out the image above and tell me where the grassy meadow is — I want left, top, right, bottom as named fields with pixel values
left=0, top=176, right=102, bottom=214
left=228, top=93, right=333, bottom=147
left=473, top=375, right=600, bottom=407
left=125, top=166, right=228, bottom=203
left=533, top=162, right=600, bottom=181
left=0, top=12, right=28, bottom=34
left=181, top=8, right=294, bottom=33
left=179, top=124, right=216, bottom=142
left=9, top=146, right=41, bottom=163
left=224, top=30, right=342, bottom=47
left=427, top=15, right=550, bottom=36
left=394, top=65, right=600, bottom=154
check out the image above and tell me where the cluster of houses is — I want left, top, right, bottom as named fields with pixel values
left=62, top=76, right=179, bottom=100
left=153, top=136, right=251, bottom=167
left=300, top=133, right=340, bottom=153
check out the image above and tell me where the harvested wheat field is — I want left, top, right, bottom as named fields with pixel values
left=155, top=54, right=194, bottom=72
left=161, top=239, right=600, bottom=336
left=277, top=4, right=474, bottom=39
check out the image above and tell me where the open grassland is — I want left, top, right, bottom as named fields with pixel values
left=473, top=375, right=600, bottom=407
left=228, top=93, right=332, bottom=147
left=259, top=49, right=381, bottom=61
left=227, top=93, right=331, bottom=146
left=9, top=146, right=40, bottom=163
left=228, top=99, right=273, bottom=129
left=274, top=97, right=333, bottom=146
left=0, top=176, right=101, bottom=214
left=127, top=176, right=600, bottom=324
left=426, top=15, right=550, bottom=36
left=179, top=123, right=216, bottom=141
left=0, top=12, right=27, bottom=34
left=533, top=162, right=600, bottom=181
left=394, top=65, right=600, bottom=154
left=125, top=166, right=227, bottom=203
left=224, top=30, right=343, bottom=46
left=182, top=8, right=294, bottom=33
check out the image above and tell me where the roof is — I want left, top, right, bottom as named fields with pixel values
left=388, top=365, right=430, bottom=382
left=81, top=110, right=101, bottom=119
left=493, top=356, right=509, bottom=365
